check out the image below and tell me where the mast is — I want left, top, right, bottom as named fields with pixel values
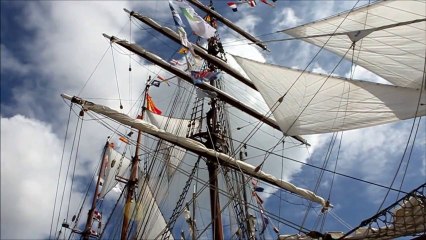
left=205, top=76, right=224, bottom=240
left=102, top=34, right=308, bottom=146
left=120, top=131, right=140, bottom=240
left=120, top=79, right=150, bottom=240
left=82, top=141, right=110, bottom=240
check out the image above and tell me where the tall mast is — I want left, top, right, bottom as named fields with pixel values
left=206, top=78, right=224, bottom=240
left=82, top=141, right=111, bottom=240
left=120, top=79, right=150, bottom=240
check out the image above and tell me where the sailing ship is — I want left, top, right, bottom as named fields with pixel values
left=51, top=0, right=425, bottom=239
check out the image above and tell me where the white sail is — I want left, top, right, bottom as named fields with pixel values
left=99, top=147, right=131, bottom=198
left=132, top=175, right=174, bottom=240
left=145, top=110, right=199, bottom=178
left=281, top=0, right=426, bottom=89
left=233, top=55, right=426, bottom=135
left=61, top=94, right=328, bottom=207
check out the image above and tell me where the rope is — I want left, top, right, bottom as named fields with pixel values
left=377, top=47, right=426, bottom=211
left=53, top=115, right=81, bottom=237
left=110, top=44, right=123, bottom=109
left=49, top=104, right=73, bottom=239
left=77, top=47, right=110, bottom=97
left=66, top=113, right=84, bottom=222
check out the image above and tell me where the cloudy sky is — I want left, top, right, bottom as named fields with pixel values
left=1, top=0, right=425, bottom=239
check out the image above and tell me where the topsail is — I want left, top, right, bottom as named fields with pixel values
left=281, top=0, right=426, bottom=89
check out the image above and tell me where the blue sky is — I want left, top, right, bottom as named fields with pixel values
left=1, top=1, right=425, bottom=239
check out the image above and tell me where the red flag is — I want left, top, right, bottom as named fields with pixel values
left=146, top=94, right=162, bottom=115
left=260, top=0, right=275, bottom=7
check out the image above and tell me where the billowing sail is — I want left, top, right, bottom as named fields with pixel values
left=61, top=94, right=328, bottom=207
left=281, top=0, right=426, bottom=89
left=145, top=110, right=199, bottom=178
left=233, top=55, right=426, bottom=135
left=99, top=147, right=131, bottom=198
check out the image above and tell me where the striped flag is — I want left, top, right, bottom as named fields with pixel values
left=260, top=0, right=275, bottom=7
left=170, top=59, right=182, bottom=65
left=227, top=2, right=238, bottom=12
left=190, top=70, right=221, bottom=85
left=248, top=0, right=256, bottom=7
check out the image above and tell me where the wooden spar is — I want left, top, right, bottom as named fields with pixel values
left=61, top=94, right=327, bottom=207
left=82, top=141, right=110, bottom=240
left=123, top=8, right=257, bottom=91
left=120, top=82, right=149, bottom=240
left=102, top=34, right=309, bottom=146
left=185, top=0, right=268, bottom=51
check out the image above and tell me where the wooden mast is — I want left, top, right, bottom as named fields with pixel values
left=206, top=85, right=224, bottom=240
left=82, top=140, right=111, bottom=240
left=120, top=79, right=150, bottom=240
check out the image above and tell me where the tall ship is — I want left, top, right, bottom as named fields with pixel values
left=50, top=0, right=425, bottom=239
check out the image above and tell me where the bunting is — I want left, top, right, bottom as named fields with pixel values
left=171, top=0, right=216, bottom=39
left=260, top=0, right=275, bottom=7
left=227, top=0, right=276, bottom=12
left=251, top=178, right=270, bottom=234
left=119, top=136, right=129, bottom=144
left=146, top=94, right=162, bottom=115
left=178, top=47, right=188, bottom=54
left=170, top=59, right=184, bottom=66
left=151, top=80, right=161, bottom=87
left=157, top=75, right=172, bottom=86
left=227, top=2, right=238, bottom=12
left=248, top=0, right=256, bottom=7
left=169, top=1, right=197, bottom=57
left=190, top=70, right=221, bottom=85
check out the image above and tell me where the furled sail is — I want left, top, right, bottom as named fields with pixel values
left=145, top=110, right=199, bottom=179
left=281, top=0, right=426, bottom=89
left=233, top=55, right=426, bottom=135
left=346, top=195, right=425, bottom=239
left=61, top=94, right=328, bottom=207
left=279, top=193, right=426, bottom=239
left=99, top=147, right=131, bottom=198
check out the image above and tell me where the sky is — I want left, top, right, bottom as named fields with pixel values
left=1, top=0, right=425, bottom=239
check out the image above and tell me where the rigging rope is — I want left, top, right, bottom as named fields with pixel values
left=66, top=113, right=84, bottom=222
left=49, top=104, right=73, bottom=239
left=377, top=47, right=426, bottom=212
left=53, top=114, right=81, bottom=237
left=66, top=145, right=103, bottom=240
left=110, top=44, right=123, bottom=109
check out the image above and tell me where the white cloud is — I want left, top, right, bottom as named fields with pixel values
left=0, top=44, right=31, bottom=75
left=0, top=115, right=85, bottom=239
left=234, top=14, right=261, bottom=35
left=345, top=65, right=391, bottom=84
left=271, top=8, right=301, bottom=30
